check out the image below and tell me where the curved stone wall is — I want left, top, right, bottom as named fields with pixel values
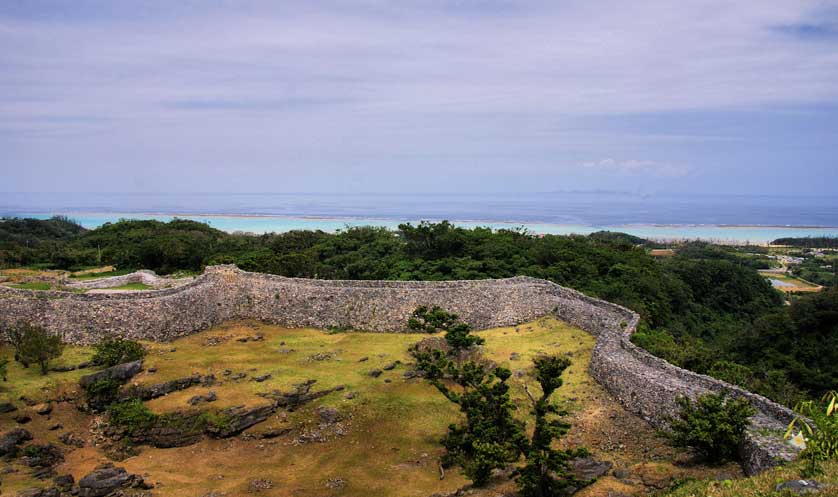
left=0, top=265, right=797, bottom=474
left=64, top=270, right=193, bottom=291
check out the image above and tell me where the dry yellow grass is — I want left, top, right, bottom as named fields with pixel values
left=1, top=318, right=746, bottom=496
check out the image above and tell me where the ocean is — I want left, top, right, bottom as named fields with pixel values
left=2, top=192, right=837, bottom=244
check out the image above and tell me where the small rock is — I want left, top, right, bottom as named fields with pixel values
left=325, top=477, right=347, bottom=489
left=257, top=428, right=291, bottom=439
left=384, top=379, right=392, bottom=383
left=147, top=367, right=157, bottom=373
left=78, top=462, right=150, bottom=496
left=188, top=391, right=218, bottom=406
left=248, top=478, right=273, bottom=492
left=775, top=480, right=828, bottom=494
left=13, top=414, right=32, bottom=424
left=403, top=370, right=419, bottom=379
left=0, top=401, right=17, bottom=413
left=58, top=432, right=85, bottom=448
left=509, top=352, right=520, bottom=361
left=358, top=356, right=369, bottom=362
left=222, top=369, right=232, bottom=376
left=48, top=423, right=63, bottom=431
left=369, top=369, right=383, bottom=378
left=382, top=362, right=397, bottom=371
left=252, top=374, right=272, bottom=382
left=569, top=457, right=612, bottom=481
left=612, top=468, right=630, bottom=479
left=33, top=403, right=52, bottom=415
left=344, top=392, right=357, bottom=400
left=0, top=427, right=33, bottom=457
left=317, top=407, right=341, bottom=424
left=54, top=474, right=75, bottom=491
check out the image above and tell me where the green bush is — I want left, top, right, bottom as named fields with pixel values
left=82, top=377, right=123, bottom=411
left=667, top=392, right=755, bottom=463
left=407, top=305, right=461, bottom=332
left=91, top=337, right=146, bottom=367
left=108, top=399, right=157, bottom=434
left=0, top=359, right=7, bottom=381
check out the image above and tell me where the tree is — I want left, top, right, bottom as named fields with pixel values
left=411, top=309, right=522, bottom=486
left=517, top=355, right=588, bottom=497
left=17, top=325, right=64, bottom=375
left=666, top=392, right=755, bottom=463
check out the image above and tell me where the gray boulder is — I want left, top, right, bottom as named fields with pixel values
left=0, top=427, right=32, bottom=457
left=77, top=462, right=149, bottom=497
left=79, top=360, right=143, bottom=389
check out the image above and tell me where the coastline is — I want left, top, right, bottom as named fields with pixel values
left=6, top=210, right=838, bottom=229
left=4, top=211, right=838, bottom=244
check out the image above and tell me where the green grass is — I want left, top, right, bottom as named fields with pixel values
left=5, top=281, right=52, bottom=291
left=663, top=461, right=838, bottom=497
left=69, top=268, right=135, bottom=280
left=106, top=282, right=153, bottom=291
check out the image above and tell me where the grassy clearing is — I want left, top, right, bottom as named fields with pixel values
left=1, top=318, right=753, bottom=497
left=69, top=267, right=130, bottom=279
left=105, top=282, right=154, bottom=291
left=4, top=281, right=53, bottom=290
left=663, top=461, right=838, bottom=497
left=759, top=271, right=822, bottom=293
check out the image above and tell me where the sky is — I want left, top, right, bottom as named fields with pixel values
left=1, top=0, right=838, bottom=195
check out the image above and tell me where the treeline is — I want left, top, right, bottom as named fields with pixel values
left=2, top=217, right=836, bottom=405
left=772, top=236, right=838, bottom=248
left=0, top=216, right=88, bottom=268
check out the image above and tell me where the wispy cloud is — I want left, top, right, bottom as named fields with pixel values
left=0, top=1, right=836, bottom=194
left=581, top=159, right=690, bottom=177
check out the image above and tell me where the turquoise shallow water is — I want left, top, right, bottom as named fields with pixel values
left=3, top=192, right=837, bottom=243
left=13, top=212, right=838, bottom=244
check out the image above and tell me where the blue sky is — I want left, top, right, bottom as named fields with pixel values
left=1, top=0, right=837, bottom=195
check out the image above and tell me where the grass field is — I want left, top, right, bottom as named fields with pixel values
left=759, top=271, right=822, bottom=293
left=105, top=282, right=154, bottom=291
left=1, top=318, right=749, bottom=496
left=4, top=281, right=53, bottom=290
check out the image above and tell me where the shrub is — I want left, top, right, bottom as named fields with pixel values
left=666, top=392, right=755, bottom=463
left=82, top=377, right=123, bottom=411
left=108, top=399, right=157, bottom=434
left=407, top=305, right=461, bottom=332
left=91, top=337, right=146, bottom=367
left=15, top=324, right=64, bottom=374
left=0, top=359, right=7, bottom=381
left=785, top=389, right=838, bottom=477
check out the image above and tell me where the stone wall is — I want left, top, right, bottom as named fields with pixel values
left=65, top=270, right=193, bottom=290
left=0, top=265, right=797, bottom=474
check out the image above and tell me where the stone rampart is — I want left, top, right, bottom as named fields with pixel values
left=65, top=270, right=193, bottom=290
left=0, top=265, right=797, bottom=474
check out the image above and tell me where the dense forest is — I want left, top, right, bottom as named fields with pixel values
left=2, top=216, right=837, bottom=407
left=773, top=236, right=838, bottom=248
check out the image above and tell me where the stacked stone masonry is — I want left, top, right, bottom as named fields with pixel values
left=0, top=265, right=797, bottom=474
